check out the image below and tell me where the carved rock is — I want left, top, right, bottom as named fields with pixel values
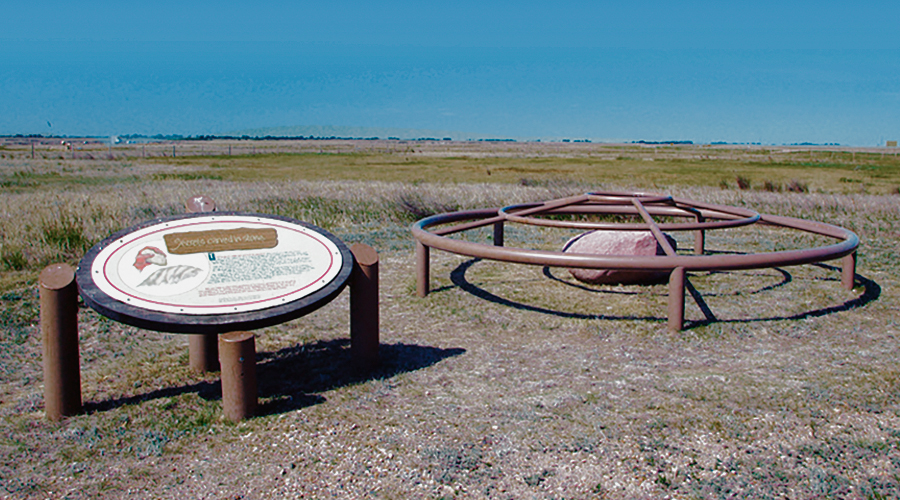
left=563, top=230, right=675, bottom=285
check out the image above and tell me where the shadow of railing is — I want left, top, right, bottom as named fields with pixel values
left=444, top=257, right=880, bottom=330
left=449, top=258, right=663, bottom=322
left=684, top=262, right=881, bottom=329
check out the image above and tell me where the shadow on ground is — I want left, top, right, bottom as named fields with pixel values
left=256, top=340, right=464, bottom=416
left=685, top=261, right=881, bottom=328
left=447, top=258, right=663, bottom=322
left=84, top=341, right=464, bottom=416
left=446, top=258, right=880, bottom=329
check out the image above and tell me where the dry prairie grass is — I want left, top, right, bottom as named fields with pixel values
left=1, top=141, right=899, bottom=499
left=3, top=137, right=899, bottom=193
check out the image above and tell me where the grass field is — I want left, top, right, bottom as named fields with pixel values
left=1, top=139, right=899, bottom=498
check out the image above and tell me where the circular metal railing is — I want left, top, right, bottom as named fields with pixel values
left=411, top=191, right=859, bottom=331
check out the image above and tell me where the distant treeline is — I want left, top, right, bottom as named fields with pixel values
left=2, top=133, right=533, bottom=143
left=113, top=134, right=376, bottom=141
left=0, top=134, right=844, bottom=146
left=123, top=134, right=463, bottom=142
left=632, top=140, right=694, bottom=145
left=0, top=133, right=408, bottom=141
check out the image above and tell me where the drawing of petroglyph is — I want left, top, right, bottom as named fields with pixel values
left=138, top=265, right=203, bottom=287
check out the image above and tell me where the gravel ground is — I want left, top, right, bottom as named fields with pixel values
left=3, top=245, right=899, bottom=499
left=1, top=171, right=899, bottom=498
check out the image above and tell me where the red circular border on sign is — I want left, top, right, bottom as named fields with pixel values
left=99, top=218, right=336, bottom=311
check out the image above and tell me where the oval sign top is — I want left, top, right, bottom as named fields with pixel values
left=85, top=214, right=345, bottom=316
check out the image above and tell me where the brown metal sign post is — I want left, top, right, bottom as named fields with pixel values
left=39, top=263, right=82, bottom=420
left=350, top=243, right=380, bottom=372
left=219, top=331, right=257, bottom=421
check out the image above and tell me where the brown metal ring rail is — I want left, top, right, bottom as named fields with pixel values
left=411, top=191, right=859, bottom=331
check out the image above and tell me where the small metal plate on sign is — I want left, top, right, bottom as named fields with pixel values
left=77, top=212, right=353, bottom=333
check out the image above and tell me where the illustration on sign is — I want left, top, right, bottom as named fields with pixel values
left=90, top=216, right=343, bottom=315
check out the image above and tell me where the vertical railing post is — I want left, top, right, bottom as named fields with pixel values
left=219, top=332, right=257, bottom=421
left=841, top=252, right=857, bottom=290
left=39, top=263, right=82, bottom=420
left=350, top=243, right=380, bottom=371
left=694, top=215, right=705, bottom=255
left=493, top=221, right=504, bottom=247
left=185, top=195, right=219, bottom=372
left=668, top=267, right=685, bottom=332
left=416, top=241, right=430, bottom=297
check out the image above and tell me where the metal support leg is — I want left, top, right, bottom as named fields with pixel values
left=350, top=243, right=380, bottom=372
left=416, top=241, right=430, bottom=297
left=219, top=332, right=257, bottom=421
left=694, top=230, right=705, bottom=255
left=841, top=252, right=857, bottom=290
left=668, top=267, right=685, bottom=332
left=40, top=263, right=82, bottom=420
left=189, top=334, right=219, bottom=372
left=493, top=221, right=504, bottom=247
left=694, top=215, right=705, bottom=255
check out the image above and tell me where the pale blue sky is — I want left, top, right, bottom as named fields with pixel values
left=2, top=1, right=898, bottom=145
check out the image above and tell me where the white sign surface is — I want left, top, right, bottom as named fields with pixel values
left=90, top=215, right=343, bottom=314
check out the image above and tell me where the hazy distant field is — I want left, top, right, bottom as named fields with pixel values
left=1, top=139, right=899, bottom=498
left=3, top=137, right=899, bottom=192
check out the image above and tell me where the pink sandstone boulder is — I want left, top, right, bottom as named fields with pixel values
left=562, top=230, right=676, bottom=285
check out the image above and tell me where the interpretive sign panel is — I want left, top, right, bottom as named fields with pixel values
left=77, top=212, right=354, bottom=333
